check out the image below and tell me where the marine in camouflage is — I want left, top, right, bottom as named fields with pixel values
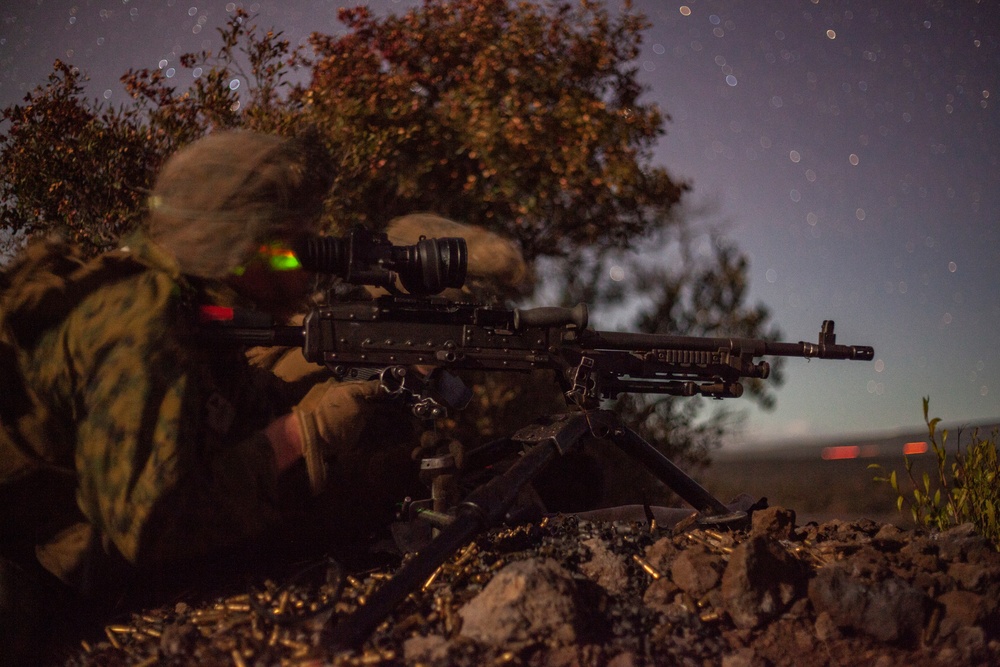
left=0, top=130, right=334, bottom=589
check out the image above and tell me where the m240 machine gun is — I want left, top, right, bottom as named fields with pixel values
left=201, top=227, right=875, bottom=648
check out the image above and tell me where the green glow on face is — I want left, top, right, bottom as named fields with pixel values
left=266, top=248, right=302, bottom=271
left=231, top=243, right=303, bottom=276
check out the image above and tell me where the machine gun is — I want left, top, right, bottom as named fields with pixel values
left=200, top=227, right=875, bottom=648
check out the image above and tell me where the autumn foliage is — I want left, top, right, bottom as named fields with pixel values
left=299, top=0, right=685, bottom=259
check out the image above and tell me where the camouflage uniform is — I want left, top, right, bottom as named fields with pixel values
left=0, top=131, right=354, bottom=661
left=1, top=232, right=314, bottom=572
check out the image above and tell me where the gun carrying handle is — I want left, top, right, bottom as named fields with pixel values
left=514, top=303, right=588, bottom=330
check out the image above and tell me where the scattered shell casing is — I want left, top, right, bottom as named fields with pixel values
left=924, top=605, right=942, bottom=645
left=632, top=553, right=662, bottom=580
left=231, top=648, right=248, bottom=667
left=103, top=627, right=122, bottom=650
left=422, top=564, right=443, bottom=591
left=359, top=649, right=395, bottom=663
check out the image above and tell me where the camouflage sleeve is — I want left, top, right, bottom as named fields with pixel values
left=68, top=273, right=286, bottom=567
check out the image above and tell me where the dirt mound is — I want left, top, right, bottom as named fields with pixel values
left=67, top=508, right=1000, bottom=666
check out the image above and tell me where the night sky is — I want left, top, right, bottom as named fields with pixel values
left=2, top=1, right=998, bottom=448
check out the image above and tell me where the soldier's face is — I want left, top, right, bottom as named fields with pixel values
left=226, top=237, right=313, bottom=318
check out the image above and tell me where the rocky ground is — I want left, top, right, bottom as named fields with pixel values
left=64, top=507, right=1000, bottom=666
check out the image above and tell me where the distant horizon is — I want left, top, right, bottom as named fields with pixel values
left=722, top=415, right=1000, bottom=457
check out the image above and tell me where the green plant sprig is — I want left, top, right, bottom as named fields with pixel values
left=871, top=397, right=999, bottom=548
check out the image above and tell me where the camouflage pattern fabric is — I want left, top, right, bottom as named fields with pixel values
left=0, top=233, right=308, bottom=582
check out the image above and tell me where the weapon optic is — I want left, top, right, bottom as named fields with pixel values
left=293, top=225, right=467, bottom=296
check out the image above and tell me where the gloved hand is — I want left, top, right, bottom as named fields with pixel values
left=292, top=379, right=382, bottom=494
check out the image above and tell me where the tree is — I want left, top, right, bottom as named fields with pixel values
left=0, top=61, right=156, bottom=253
left=0, top=12, right=300, bottom=256
left=298, top=0, right=684, bottom=259
left=0, top=1, right=783, bottom=477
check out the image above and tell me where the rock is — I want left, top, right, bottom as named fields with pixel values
left=643, top=535, right=679, bottom=572
left=402, top=634, right=450, bottom=663
left=579, top=537, right=629, bottom=595
left=874, top=523, right=906, bottom=542
left=606, top=650, right=640, bottom=667
left=643, top=576, right=681, bottom=611
left=955, top=625, right=987, bottom=663
left=670, top=544, right=722, bottom=597
left=808, top=563, right=927, bottom=644
left=721, top=536, right=808, bottom=629
left=59, top=512, right=1000, bottom=667
left=937, top=590, right=986, bottom=637
left=458, top=558, right=582, bottom=648
left=948, top=561, right=992, bottom=590
left=814, top=611, right=841, bottom=641
left=544, top=645, right=593, bottom=667
left=750, top=507, right=796, bottom=541
left=935, top=523, right=995, bottom=563
left=721, top=647, right=758, bottom=667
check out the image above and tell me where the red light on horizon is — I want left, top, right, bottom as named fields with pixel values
left=903, top=441, right=929, bottom=455
left=822, top=445, right=860, bottom=460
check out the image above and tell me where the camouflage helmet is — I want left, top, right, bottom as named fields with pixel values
left=146, top=131, right=332, bottom=279
left=385, top=213, right=533, bottom=301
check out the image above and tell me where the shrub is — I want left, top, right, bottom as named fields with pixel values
left=872, top=397, right=999, bottom=548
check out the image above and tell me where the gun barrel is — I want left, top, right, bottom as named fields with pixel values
left=763, top=341, right=874, bottom=360
left=579, top=328, right=873, bottom=362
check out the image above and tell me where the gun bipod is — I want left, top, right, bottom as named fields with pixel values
left=322, top=409, right=743, bottom=651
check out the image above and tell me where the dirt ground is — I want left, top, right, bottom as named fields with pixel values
left=63, top=503, right=999, bottom=667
